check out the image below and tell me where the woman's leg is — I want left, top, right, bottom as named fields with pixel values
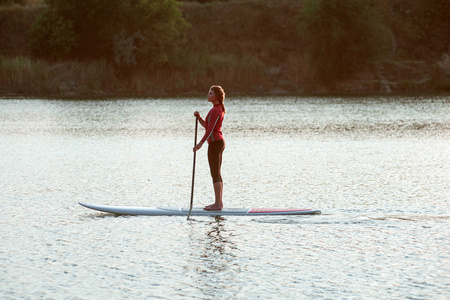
left=205, top=140, right=225, bottom=210
left=211, top=181, right=223, bottom=209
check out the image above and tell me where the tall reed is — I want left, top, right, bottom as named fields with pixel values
left=0, top=55, right=51, bottom=94
left=1, top=53, right=290, bottom=97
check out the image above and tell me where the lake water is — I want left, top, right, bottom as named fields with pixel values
left=0, top=95, right=449, bottom=299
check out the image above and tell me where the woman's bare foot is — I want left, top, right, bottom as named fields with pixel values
left=204, top=204, right=222, bottom=211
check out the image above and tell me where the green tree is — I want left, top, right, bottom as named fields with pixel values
left=299, top=0, right=391, bottom=88
left=0, top=0, right=29, bottom=5
left=31, top=0, right=189, bottom=67
left=123, top=0, right=190, bottom=68
left=41, top=0, right=129, bottom=60
left=30, top=9, right=78, bottom=59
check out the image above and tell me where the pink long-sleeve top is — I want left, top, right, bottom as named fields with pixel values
left=199, top=104, right=224, bottom=144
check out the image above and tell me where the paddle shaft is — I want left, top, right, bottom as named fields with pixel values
left=187, top=117, right=198, bottom=220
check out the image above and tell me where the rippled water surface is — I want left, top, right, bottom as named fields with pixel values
left=1, top=96, right=449, bottom=299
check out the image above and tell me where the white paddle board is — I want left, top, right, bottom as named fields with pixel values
left=79, top=202, right=321, bottom=216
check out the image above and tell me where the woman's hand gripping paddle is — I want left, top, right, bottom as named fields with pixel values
left=187, top=117, right=198, bottom=220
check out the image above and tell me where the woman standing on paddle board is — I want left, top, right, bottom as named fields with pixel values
left=193, top=85, right=226, bottom=211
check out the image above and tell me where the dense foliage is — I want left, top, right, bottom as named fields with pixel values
left=30, top=9, right=77, bottom=59
left=299, top=0, right=391, bottom=87
left=30, top=0, right=189, bottom=69
left=2, top=1, right=448, bottom=95
left=392, top=0, right=450, bottom=59
left=0, top=0, right=27, bottom=5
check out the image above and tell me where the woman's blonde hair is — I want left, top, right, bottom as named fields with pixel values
left=210, top=85, right=225, bottom=113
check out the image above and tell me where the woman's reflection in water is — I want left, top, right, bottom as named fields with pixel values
left=187, top=216, right=241, bottom=298
left=206, top=216, right=227, bottom=254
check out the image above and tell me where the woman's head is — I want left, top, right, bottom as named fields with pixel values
left=209, top=85, right=225, bottom=113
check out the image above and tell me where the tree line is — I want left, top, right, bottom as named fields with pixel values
left=30, top=0, right=189, bottom=71
left=2, top=0, right=449, bottom=91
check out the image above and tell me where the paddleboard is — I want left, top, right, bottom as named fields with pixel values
left=78, top=202, right=321, bottom=216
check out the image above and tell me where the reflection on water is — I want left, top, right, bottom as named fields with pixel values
left=0, top=96, right=448, bottom=299
left=185, top=216, right=242, bottom=299
left=205, top=216, right=230, bottom=255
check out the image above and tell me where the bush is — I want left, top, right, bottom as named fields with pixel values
left=42, top=0, right=128, bottom=60
left=438, top=52, right=450, bottom=76
left=127, top=0, right=190, bottom=68
left=393, top=0, right=450, bottom=59
left=30, top=9, right=77, bottom=59
left=30, top=0, right=189, bottom=68
left=0, top=0, right=28, bottom=5
left=299, top=0, right=391, bottom=88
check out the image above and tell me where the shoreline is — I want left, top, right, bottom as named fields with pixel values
left=2, top=90, right=449, bottom=100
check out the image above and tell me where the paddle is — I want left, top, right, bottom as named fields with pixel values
left=187, top=117, right=198, bottom=220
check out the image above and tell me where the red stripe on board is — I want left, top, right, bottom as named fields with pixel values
left=248, top=208, right=311, bottom=214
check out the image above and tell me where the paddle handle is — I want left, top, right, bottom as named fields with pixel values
left=187, top=117, right=198, bottom=220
